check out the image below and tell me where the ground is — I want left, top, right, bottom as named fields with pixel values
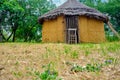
left=0, top=42, right=120, bottom=80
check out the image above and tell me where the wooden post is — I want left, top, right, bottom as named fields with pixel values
left=107, top=21, right=120, bottom=39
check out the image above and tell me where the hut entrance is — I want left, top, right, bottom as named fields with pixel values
left=65, top=15, right=79, bottom=44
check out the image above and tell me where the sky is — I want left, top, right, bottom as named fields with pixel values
left=52, top=0, right=66, bottom=6
left=52, top=0, right=107, bottom=6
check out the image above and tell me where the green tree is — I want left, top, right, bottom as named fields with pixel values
left=0, top=0, right=24, bottom=42
left=16, top=0, right=56, bottom=42
left=96, top=0, right=120, bottom=33
left=0, top=0, right=56, bottom=42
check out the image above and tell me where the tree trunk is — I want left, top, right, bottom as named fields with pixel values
left=1, top=33, right=6, bottom=41
left=12, top=30, right=16, bottom=42
left=0, top=34, right=2, bottom=42
left=24, top=35, right=28, bottom=42
left=7, top=31, right=13, bottom=41
left=12, top=23, right=18, bottom=42
left=0, top=24, right=2, bottom=42
left=0, top=25, right=6, bottom=41
left=24, top=23, right=37, bottom=42
left=107, top=21, right=120, bottom=39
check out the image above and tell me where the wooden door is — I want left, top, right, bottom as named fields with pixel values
left=65, top=15, right=79, bottom=44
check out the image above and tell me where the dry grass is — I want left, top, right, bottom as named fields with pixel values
left=0, top=42, right=120, bottom=80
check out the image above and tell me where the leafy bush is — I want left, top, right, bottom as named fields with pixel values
left=106, top=35, right=119, bottom=42
left=40, top=70, right=58, bottom=80
left=40, top=63, right=58, bottom=80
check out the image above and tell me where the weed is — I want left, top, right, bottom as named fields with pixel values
left=45, top=47, right=52, bottom=58
left=80, top=43, right=94, bottom=49
left=26, top=63, right=59, bottom=80
left=13, top=71, right=23, bottom=78
left=64, top=46, right=71, bottom=55
left=105, top=60, right=112, bottom=65
left=40, top=69, right=58, bottom=80
left=100, top=45, right=107, bottom=56
left=107, top=43, right=120, bottom=52
left=40, top=63, right=58, bottom=80
left=65, top=61, right=73, bottom=66
left=71, top=50, right=79, bottom=59
left=15, top=61, right=19, bottom=66
left=71, top=63, right=102, bottom=72
left=105, top=57, right=118, bottom=65
left=85, top=50, right=91, bottom=56
left=86, top=64, right=101, bottom=72
left=71, top=65, right=85, bottom=72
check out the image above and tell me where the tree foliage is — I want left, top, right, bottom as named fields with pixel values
left=15, top=0, right=55, bottom=42
left=96, top=0, right=120, bottom=32
left=0, top=0, right=24, bottom=41
left=0, top=0, right=56, bottom=42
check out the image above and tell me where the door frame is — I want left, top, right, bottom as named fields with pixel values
left=65, top=15, right=79, bottom=44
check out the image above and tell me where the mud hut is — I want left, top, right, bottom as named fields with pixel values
left=38, top=0, right=108, bottom=43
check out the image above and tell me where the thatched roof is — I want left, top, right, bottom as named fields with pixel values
left=38, top=0, right=108, bottom=24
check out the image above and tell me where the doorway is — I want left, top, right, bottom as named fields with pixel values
left=65, top=15, right=79, bottom=44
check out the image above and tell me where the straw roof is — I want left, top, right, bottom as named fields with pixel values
left=38, top=0, right=108, bottom=24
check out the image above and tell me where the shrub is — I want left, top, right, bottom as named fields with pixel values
left=40, top=63, right=58, bottom=80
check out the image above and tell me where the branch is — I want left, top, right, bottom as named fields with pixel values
left=107, top=21, right=120, bottom=39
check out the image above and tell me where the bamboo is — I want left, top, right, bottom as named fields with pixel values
left=107, top=21, right=120, bottom=39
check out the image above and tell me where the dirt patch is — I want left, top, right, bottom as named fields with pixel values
left=0, top=42, right=120, bottom=80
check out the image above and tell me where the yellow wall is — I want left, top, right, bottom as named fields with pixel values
left=78, top=16, right=105, bottom=43
left=42, top=16, right=105, bottom=43
left=42, top=16, right=65, bottom=43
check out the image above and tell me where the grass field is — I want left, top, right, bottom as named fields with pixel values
left=0, top=41, right=120, bottom=80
